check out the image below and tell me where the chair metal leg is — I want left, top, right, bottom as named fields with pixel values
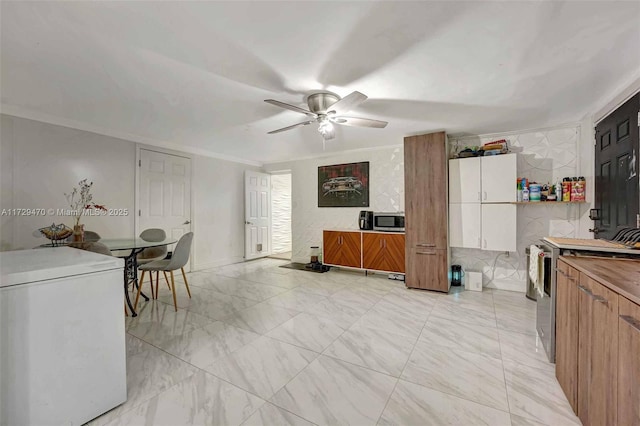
left=181, top=267, right=192, bottom=298
left=169, top=270, right=178, bottom=312
left=163, top=271, right=171, bottom=290
left=134, top=270, right=146, bottom=311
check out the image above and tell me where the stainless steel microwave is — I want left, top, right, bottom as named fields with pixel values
left=373, top=212, right=405, bottom=232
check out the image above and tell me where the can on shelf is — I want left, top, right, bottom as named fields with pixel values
left=562, top=178, right=572, bottom=202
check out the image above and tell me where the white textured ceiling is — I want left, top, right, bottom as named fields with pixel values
left=2, top=1, right=639, bottom=164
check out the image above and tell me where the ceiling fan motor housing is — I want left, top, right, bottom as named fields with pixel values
left=307, top=92, right=340, bottom=114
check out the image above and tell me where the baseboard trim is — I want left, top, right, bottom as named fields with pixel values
left=193, top=256, right=245, bottom=271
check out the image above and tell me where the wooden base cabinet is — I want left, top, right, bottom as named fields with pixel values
left=618, top=296, right=640, bottom=426
left=555, top=257, right=640, bottom=426
left=555, top=260, right=579, bottom=413
left=362, top=233, right=405, bottom=273
left=323, top=230, right=405, bottom=274
left=577, top=273, right=618, bottom=426
left=322, top=231, right=361, bottom=268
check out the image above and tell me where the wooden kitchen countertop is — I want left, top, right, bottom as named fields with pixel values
left=560, top=256, right=640, bottom=305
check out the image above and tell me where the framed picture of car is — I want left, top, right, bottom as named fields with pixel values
left=318, top=161, right=370, bottom=207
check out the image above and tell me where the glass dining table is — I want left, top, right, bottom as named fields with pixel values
left=100, top=238, right=176, bottom=317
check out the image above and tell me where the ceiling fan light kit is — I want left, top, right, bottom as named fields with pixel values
left=264, top=91, right=388, bottom=141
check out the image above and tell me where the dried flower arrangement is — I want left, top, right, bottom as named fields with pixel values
left=64, top=179, right=106, bottom=229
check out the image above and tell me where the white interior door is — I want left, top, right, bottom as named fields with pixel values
left=138, top=149, right=192, bottom=270
left=245, top=171, right=271, bottom=260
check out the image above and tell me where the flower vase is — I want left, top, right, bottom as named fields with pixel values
left=73, top=224, right=85, bottom=242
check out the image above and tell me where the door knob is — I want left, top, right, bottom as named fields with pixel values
left=245, top=221, right=253, bottom=225
left=589, top=227, right=600, bottom=234
left=183, top=220, right=191, bottom=225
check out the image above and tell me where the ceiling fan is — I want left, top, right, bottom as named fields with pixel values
left=264, top=91, right=388, bottom=140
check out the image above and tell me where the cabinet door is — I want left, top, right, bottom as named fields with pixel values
left=383, top=233, right=405, bottom=273
left=555, top=260, right=579, bottom=413
left=481, top=204, right=516, bottom=251
left=449, top=203, right=481, bottom=249
left=363, top=233, right=385, bottom=271
left=577, top=274, right=618, bottom=426
left=618, top=296, right=640, bottom=426
left=323, top=231, right=342, bottom=266
left=404, top=133, right=448, bottom=250
left=481, top=154, right=517, bottom=203
left=340, top=231, right=362, bottom=268
left=406, top=249, right=448, bottom=292
left=449, top=158, right=481, bottom=203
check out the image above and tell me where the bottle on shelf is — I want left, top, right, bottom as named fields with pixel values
left=574, top=177, right=586, bottom=201
left=556, top=179, right=563, bottom=201
left=562, top=178, right=572, bottom=202
left=517, top=178, right=523, bottom=202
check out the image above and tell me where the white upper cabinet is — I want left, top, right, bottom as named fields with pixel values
left=480, top=154, right=517, bottom=203
left=481, top=204, right=517, bottom=252
left=449, top=157, right=481, bottom=203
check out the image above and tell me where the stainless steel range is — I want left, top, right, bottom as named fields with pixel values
left=537, top=232, right=640, bottom=363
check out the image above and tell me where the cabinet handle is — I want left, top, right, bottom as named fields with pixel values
left=483, top=191, right=487, bottom=200
left=416, top=243, right=435, bottom=247
left=478, top=237, right=481, bottom=248
left=384, top=239, right=387, bottom=248
left=555, top=268, right=576, bottom=282
left=577, top=285, right=592, bottom=296
left=593, top=295, right=608, bottom=305
left=577, top=285, right=608, bottom=305
left=339, top=236, right=343, bottom=245
left=620, top=315, right=640, bottom=332
left=483, top=239, right=487, bottom=249
left=417, top=252, right=436, bottom=255
left=478, top=191, right=481, bottom=201
left=380, top=239, right=383, bottom=248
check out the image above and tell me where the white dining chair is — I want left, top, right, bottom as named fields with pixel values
left=134, top=232, right=193, bottom=312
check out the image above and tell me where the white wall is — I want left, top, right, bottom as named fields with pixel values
left=0, top=115, right=258, bottom=270
left=0, top=115, right=136, bottom=250
left=265, top=146, right=404, bottom=263
left=270, top=173, right=291, bottom=254
left=449, top=125, right=585, bottom=291
left=192, top=155, right=260, bottom=269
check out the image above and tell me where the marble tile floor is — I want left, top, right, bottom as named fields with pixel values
left=91, top=258, right=580, bottom=426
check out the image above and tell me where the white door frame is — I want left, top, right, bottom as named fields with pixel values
left=135, top=144, right=194, bottom=270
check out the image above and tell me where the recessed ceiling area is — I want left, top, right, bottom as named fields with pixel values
left=1, top=1, right=639, bottom=164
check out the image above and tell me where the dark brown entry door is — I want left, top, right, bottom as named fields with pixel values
left=594, top=93, right=639, bottom=240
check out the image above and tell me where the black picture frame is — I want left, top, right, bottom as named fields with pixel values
left=318, top=161, right=370, bottom=207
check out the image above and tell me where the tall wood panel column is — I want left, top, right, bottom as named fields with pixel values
left=404, top=131, right=449, bottom=292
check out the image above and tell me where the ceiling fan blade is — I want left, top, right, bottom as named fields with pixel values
left=332, top=116, right=388, bottom=128
left=267, top=120, right=315, bottom=134
left=264, top=99, right=316, bottom=116
left=327, top=91, right=367, bottom=114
